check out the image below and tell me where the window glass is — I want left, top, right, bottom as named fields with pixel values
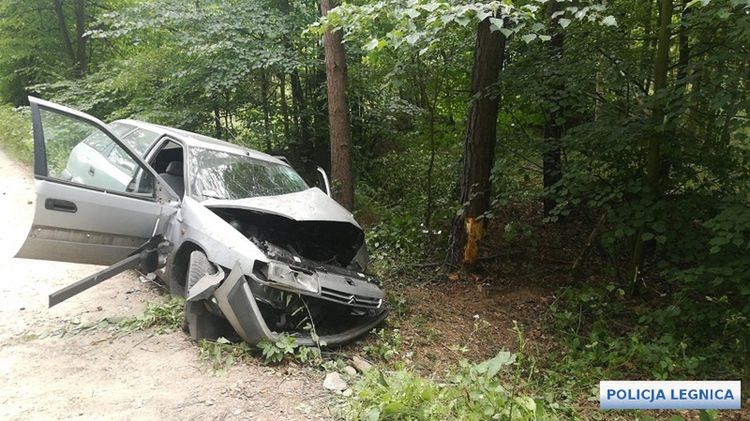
left=122, top=128, right=160, bottom=156
left=190, top=147, right=307, bottom=200
left=39, top=108, right=154, bottom=195
left=82, top=122, right=132, bottom=154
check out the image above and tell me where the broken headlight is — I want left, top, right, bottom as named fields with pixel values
left=254, top=260, right=320, bottom=294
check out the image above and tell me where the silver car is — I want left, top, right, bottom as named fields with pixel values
left=17, top=97, right=387, bottom=345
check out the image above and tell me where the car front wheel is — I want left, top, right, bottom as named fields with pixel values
left=182, top=250, right=233, bottom=341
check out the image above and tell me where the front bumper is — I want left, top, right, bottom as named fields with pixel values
left=213, top=264, right=388, bottom=346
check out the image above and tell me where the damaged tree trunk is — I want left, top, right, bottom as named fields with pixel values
left=321, top=0, right=354, bottom=211
left=446, top=17, right=506, bottom=269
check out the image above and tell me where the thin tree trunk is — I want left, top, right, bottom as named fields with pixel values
left=631, top=0, right=673, bottom=284
left=213, top=108, right=222, bottom=138
left=676, top=1, right=691, bottom=95
left=74, top=0, right=87, bottom=75
left=642, top=0, right=657, bottom=93
left=260, top=70, right=272, bottom=152
left=446, top=17, right=506, bottom=269
left=321, top=0, right=354, bottom=210
left=279, top=73, right=290, bottom=142
left=290, top=70, right=309, bottom=146
left=595, top=67, right=604, bottom=120
left=543, top=16, right=565, bottom=217
left=53, top=0, right=76, bottom=66
left=425, top=107, right=437, bottom=228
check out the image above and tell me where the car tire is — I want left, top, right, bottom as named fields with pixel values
left=183, top=250, right=233, bottom=341
left=186, top=250, right=214, bottom=293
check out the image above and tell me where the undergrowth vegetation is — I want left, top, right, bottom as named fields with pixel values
left=117, top=297, right=185, bottom=333
left=0, top=105, right=31, bottom=164
left=341, top=352, right=558, bottom=421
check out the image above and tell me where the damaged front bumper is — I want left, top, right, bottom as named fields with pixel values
left=204, top=263, right=387, bottom=346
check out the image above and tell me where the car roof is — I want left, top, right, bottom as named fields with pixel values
left=113, top=119, right=288, bottom=166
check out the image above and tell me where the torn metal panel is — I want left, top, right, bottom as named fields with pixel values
left=186, top=267, right=226, bottom=302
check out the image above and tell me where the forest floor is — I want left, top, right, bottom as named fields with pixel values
left=352, top=203, right=593, bottom=374
left=0, top=148, right=332, bottom=420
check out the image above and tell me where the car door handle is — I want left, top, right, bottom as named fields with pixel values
left=45, top=198, right=77, bottom=213
left=88, top=166, right=95, bottom=176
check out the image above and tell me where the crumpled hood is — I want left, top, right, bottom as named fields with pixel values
left=202, top=187, right=361, bottom=228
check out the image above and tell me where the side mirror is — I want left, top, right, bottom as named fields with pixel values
left=316, top=166, right=332, bottom=197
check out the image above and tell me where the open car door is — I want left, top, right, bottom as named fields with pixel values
left=15, top=98, right=179, bottom=303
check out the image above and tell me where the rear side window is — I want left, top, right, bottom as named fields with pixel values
left=83, top=122, right=133, bottom=154
left=122, top=128, right=159, bottom=156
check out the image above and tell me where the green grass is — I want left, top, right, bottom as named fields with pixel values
left=0, top=104, right=32, bottom=164
left=117, top=297, right=185, bottom=332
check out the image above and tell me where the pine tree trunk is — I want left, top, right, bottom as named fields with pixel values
left=446, top=17, right=506, bottom=269
left=321, top=0, right=354, bottom=210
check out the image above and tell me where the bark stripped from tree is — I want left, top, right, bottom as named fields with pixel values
left=447, top=17, right=506, bottom=268
left=321, top=0, right=354, bottom=210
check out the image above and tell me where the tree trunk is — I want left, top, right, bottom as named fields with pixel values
left=260, top=70, right=272, bottom=152
left=290, top=70, right=309, bottom=146
left=642, top=0, right=657, bottom=93
left=279, top=73, right=290, bottom=142
left=74, top=0, right=87, bottom=75
left=53, top=0, right=76, bottom=66
left=676, top=1, right=691, bottom=95
left=542, top=16, right=565, bottom=217
left=321, top=0, right=354, bottom=210
left=631, top=0, right=673, bottom=283
left=213, top=108, right=222, bottom=138
left=446, top=17, right=506, bottom=268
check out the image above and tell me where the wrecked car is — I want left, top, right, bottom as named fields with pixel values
left=16, top=97, right=387, bottom=345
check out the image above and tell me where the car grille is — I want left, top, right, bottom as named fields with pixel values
left=320, top=287, right=382, bottom=309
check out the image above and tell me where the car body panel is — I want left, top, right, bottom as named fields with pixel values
left=17, top=179, right=172, bottom=265
left=202, top=188, right=360, bottom=226
left=170, top=196, right=268, bottom=275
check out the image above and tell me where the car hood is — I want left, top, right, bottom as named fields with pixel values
left=201, top=187, right=361, bottom=228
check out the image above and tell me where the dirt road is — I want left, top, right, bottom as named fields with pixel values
left=0, top=148, right=331, bottom=420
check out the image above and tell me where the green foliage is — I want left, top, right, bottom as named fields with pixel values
left=257, top=333, right=300, bottom=364
left=341, top=352, right=558, bottom=421
left=547, top=283, right=745, bottom=397
left=118, top=297, right=185, bottom=332
left=317, top=0, right=616, bottom=53
left=198, top=336, right=253, bottom=373
left=0, top=105, right=32, bottom=164
left=257, top=333, right=322, bottom=365
left=363, top=329, right=403, bottom=362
